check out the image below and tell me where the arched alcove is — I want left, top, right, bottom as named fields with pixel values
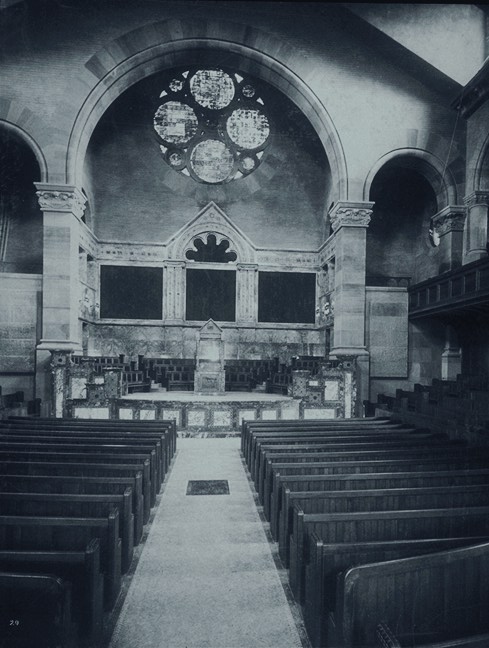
left=0, top=125, right=43, bottom=273
left=366, top=160, right=438, bottom=284
left=83, top=64, right=331, bottom=250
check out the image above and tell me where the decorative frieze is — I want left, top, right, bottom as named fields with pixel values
left=431, top=206, right=466, bottom=236
left=329, top=201, right=374, bottom=232
left=464, top=191, right=489, bottom=208
left=35, top=183, right=87, bottom=220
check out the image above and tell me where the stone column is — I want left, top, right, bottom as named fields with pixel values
left=431, top=205, right=466, bottom=272
left=50, top=350, right=72, bottom=418
left=164, top=261, right=185, bottom=323
left=35, top=184, right=86, bottom=407
left=236, top=263, right=258, bottom=324
left=441, top=324, right=461, bottom=381
left=329, top=201, right=373, bottom=415
left=463, top=191, right=489, bottom=263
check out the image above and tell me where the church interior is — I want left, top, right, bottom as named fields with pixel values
left=1, top=1, right=489, bottom=647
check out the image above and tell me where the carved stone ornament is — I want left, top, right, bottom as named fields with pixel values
left=463, top=191, right=489, bottom=208
left=431, top=206, right=467, bottom=236
left=329, top=202, right=373, bottom=232
left=35, top=184, right=87, bottom=219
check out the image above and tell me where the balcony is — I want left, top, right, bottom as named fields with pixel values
left=408, top=257, right=489, bottom=319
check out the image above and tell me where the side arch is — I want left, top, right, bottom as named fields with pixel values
left=0, top=119, right=48, bottom=183
left=473, top=131, right=489, bottom=191
left=67, top=20, right=348, bottom=201
left=363, top=148, right=458, bottom=209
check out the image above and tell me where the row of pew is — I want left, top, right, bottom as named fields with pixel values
left=241, top=417, right=489, bottom=648
left=0, top=415, right=176, bottom=648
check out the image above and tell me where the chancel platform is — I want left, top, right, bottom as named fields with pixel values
left=72, top=388, right=300, bottom=433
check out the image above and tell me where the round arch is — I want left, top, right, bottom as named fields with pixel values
left=67, top=24, right=347, bottom=200
left=363, top=148, right=458, bottom=210
left=473, top=131, right=489, bottom=192
left=0, top=119, right=48, bottom=183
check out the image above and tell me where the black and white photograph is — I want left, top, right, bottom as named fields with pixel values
left=1, top=1, right=488, bottom=647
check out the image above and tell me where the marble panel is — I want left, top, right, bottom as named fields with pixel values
left=163, top=409, right=181, bottom=426
left=213, top=410, right=232, bottom=427
left=187, top=410, right=206, bottom=427
left=261, top=409, right=278, bottom=420
left=70, top=377, right=87, bottom=400
left=239, top=409, right=256, bottom=424
left=324, top=380, right=339, bottom=401
left=281, top=403, right=300, bottom=419
left=304, top=407, right=336, bottom=419
left=74, top=407, right=110, bottom=419
left=119, top=408, right=134, bottom=420
left=140, top=409, right=156, bottom=420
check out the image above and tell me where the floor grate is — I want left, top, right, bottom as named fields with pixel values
left=186, top=480, right=230, bottom=495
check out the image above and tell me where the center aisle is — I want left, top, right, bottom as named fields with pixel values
left=109, top=437, right=306, bottom=648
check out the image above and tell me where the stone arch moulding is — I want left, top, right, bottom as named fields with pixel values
left=67, top=18, right=348, bottom=201
left=0, top=119, right=48, bottom=183
left=363, top=148, right=458, bottom=210
left=166, top=201, right=256, bottom=264
left=473, top=131, right=489, bottom=192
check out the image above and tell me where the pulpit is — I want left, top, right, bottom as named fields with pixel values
left=194, top=319, right=226, bottom=393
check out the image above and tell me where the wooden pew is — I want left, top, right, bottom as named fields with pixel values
left=0, top=490, right=134, bottom=574
left=2, top=417, right=177, bottom=462
left=334, top=541, right=489, bottom=648
left=241, top=417, right=403, bottom=453
left=248, top=431, right=444, bottom=479
left=304, top=536, right=489, bottom=648
left=0, top=538, right=103, bottom=643
left=279, top=482, right=489, bottom=566
left=258, top=441, right=464, bottom=504
left=0, top=460, right=152, bottom=524
left=244, top=424, right=422, bottom=468
left=0, top=572, right=72, bottom=648
left=289, top=505, right=489, bottom=606
left=0, top=439, right=162, bottom=495
left=268, top=455, right=489, bottom=533
left=0, top=511, right=121, bottom=609
left=0, top=449, right=157, bottom=508
left=283, top=482, right=489, bottom=598
left=0, top=472, right=144, bottom=545
left=0, top=424, right=173, bottom=474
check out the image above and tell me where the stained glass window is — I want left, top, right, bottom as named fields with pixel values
left=153, top=68, right=271, bottom=184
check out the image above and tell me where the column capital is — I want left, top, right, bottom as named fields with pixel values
left=35, top=183, right=87, bottom=219
left=330, top=201, right=374, bottom=232
left=463, top=191, right=489, bottom=207
left=431, top=205, right=466, bottom=236
left=237, top=263, right=258, bottom=271
left=165, top=260, right=186, bottom=268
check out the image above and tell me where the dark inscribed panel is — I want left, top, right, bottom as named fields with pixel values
left=100, top=266, right=163, bottom=319
left=258, top=271, right=316, bottom=323
left=186, top=269, right=236, bottom=322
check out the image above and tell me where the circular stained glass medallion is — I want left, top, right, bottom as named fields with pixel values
left=226, top=108, right=270, bottom=149
left=189, top=140, right=234, bottom=183
left=169, top=79, right=183, bottom=92
left=242, top=84, right=255, bottom=98
left=154, top=101, right=198, bottom=145
left=190, top=69, right=235, bottom=110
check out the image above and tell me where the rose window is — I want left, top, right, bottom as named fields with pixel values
left=154, top=68, right=271, bottom=183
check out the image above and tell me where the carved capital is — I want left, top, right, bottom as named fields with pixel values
left=35, top=183, right=87, bottom=219
left=464, top=191, right=489, bottom=208
left=431, top=205, right=466, bottom=236
left=329, top=201, right=374, bottom=232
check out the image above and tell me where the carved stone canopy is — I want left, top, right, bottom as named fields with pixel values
left=329, top=201, right=374, bottom=232
left=431, top=205, right=467, bottom=236
left=35, top=183, right=87, bottom=220
left=166, top=202, right=256, bottom=263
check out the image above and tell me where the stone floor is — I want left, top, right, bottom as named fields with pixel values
left=108, top=438, right=309, bottom=648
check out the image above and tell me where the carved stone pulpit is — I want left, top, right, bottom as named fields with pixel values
left=194, top=319, right=225, bottom=393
